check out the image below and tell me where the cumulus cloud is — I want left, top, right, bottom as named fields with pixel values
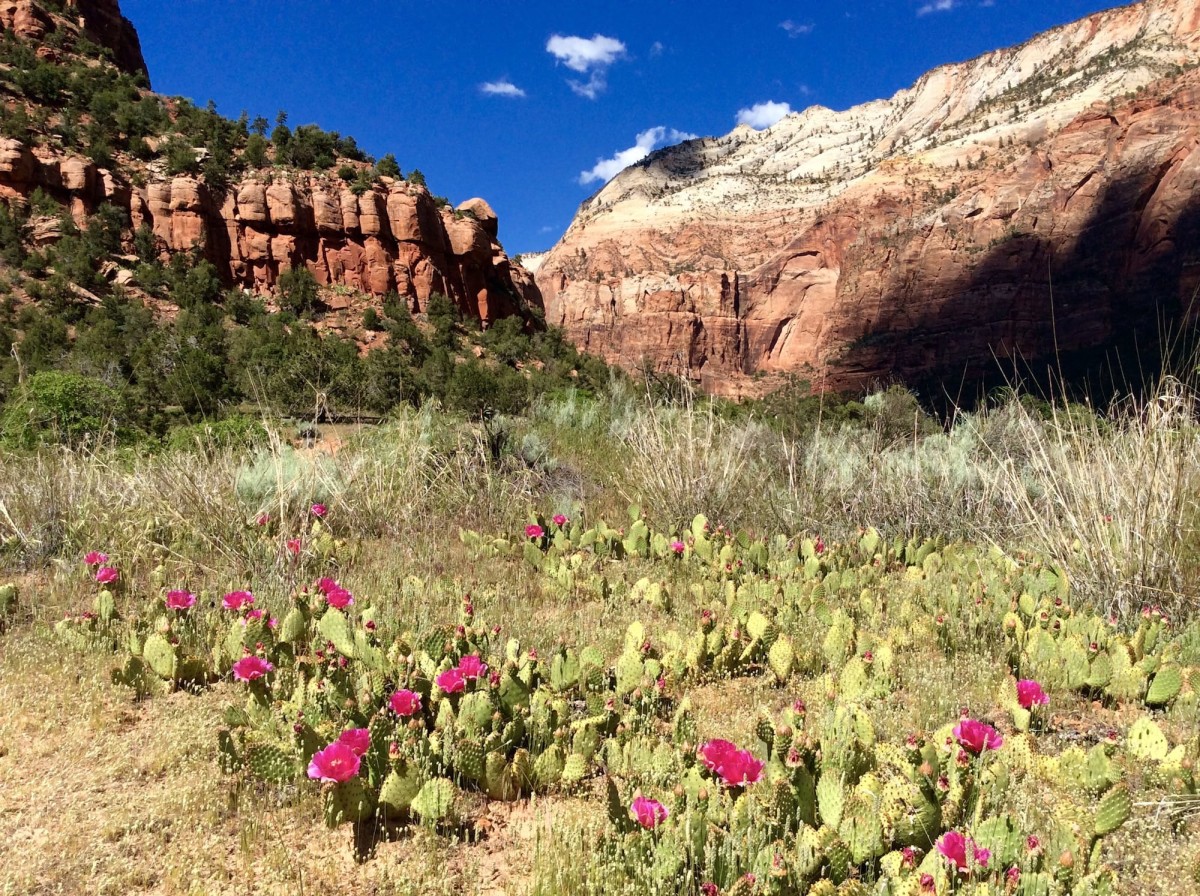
left=547, top=33, right=627, bottom=99
left=480, top=79, right=526, bottom=98
left=917, top=0, right=958, bottom=14
left=735, top=101, right=792, bottom=129
left=579, top=126, right=698, bottom=185
left=780, top=20, right=814, bottom=37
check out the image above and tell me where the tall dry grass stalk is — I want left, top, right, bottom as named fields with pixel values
left=990, top=378, right=1200, bottom=617
left=616, top=392, right=760, bottom=529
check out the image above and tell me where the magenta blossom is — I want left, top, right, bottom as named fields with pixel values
left=165, top=589, right=196, bottom=611
left=316, top=577, right=339, bottom=595
left=311, top=503, right=327, bottom=518
left=255, top=512, right=271, bottom=526
left=232, top=655, right=274, bottom=682
left=307, top=741, right=361, bottom=783
left=84, top=551, right=108, bottom=566
left=436, top=667, right=466, bottom=694
left=1016, top=679, right=1049, bottom=709
left=337, top=728, right=370, bottom=757
left=525, top=524, right=544, bottom=539
left=936, top=830, right=990, bottom=874
left=95, top=566, right=119, bottom=584
left=552, top=513, right=569, bottom=526
left=670, top=540, right=686, bottom=554
left=245, top=608, right=265, bottom=623
left=630, top=796, right=669, bottom=829
left=699, top=739, right=764, bottom=787
left=953, top=718, right=1004, bottom=755
left=223, top=590, right=255, bottom=610
left=390, top=689, right=422, bottom=717
left=286, top=538, right=301, bottom=556
left=325, top=587, right=354, bottom=609
left=457, top=654, right=487, bottom=680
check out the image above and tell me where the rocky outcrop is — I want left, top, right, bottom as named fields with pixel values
left=0, top=0, right=148, bottom=80
left=0, top=141, right=539, bottom=319
left=538, top=0, right=1200, bottom=396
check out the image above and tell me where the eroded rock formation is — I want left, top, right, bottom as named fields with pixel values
left=537, top=0, right=1200, bottom=396
left=0, top=140, right=538, bottom=319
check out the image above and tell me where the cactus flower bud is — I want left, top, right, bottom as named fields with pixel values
left=1058, top=850, right=1074, bottom=869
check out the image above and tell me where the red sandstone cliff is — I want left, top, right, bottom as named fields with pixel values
left=0, top=0, right=538, bottom=323
left=1, top=0, right=146, bottom=80
left=537, top=0, right=1200, bottom=396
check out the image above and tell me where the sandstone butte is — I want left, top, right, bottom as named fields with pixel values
left=0, top=0, right=540, bottom=325
left=536, top=0, right=1200, bottom=399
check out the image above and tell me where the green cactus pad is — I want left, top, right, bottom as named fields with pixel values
left=410, top=777, right=456, bottom=823
left=768, top=637, right=795, bottom=684
left=143, top=632, right=178, bottom=680
left=323, top=777, right=375, bottom=828
left=245, top=742, right=297, bottom=784
left=1146, top=665, right=1183, bottom=706
left=1093, top=782, right=1132, bottom=836
left=1127, top=717, right=1169, bottom=761
left=317, top=608, right=356, bottom=658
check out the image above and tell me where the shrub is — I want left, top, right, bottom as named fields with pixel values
left=0, top=370, right=126, bottom=448
left=166, top=415, right=269, bottom=456
left=276, top=266, right=320, bottom=315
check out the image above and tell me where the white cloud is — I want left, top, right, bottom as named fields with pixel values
left=735, top=101, right=792, bottom=129
left=547, top=33, right=627, bottom=99
left=579, top=126, right=698, bottom=185
left=568, top=72, right=609, bottom=100
left=780, top=20, right=814, bottom=37
left=917, top=0, right=958, bottom=14
left=546, top=34, right=626, bottom=73
left=649, top=41, right=665, bottom=57
left=480, top=79, right=526, bottom=98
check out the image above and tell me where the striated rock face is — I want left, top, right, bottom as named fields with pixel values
left=0, top=141, right=539, bottom=319
left=0, top=0, right=147, bottom=80
left=538, top=0, right=1200, bottom=396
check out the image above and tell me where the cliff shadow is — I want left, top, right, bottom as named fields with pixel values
left=841, top=164, right=1200, bottom=416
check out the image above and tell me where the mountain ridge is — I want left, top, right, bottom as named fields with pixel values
left=537, top=0, right=1200, bottom=397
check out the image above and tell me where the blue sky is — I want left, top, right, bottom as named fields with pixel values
left=121, top=1, right=1125, bottom=254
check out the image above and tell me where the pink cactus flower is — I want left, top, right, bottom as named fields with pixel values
left=1016, top=679, right=1049, bottom=709
left=552, top=514, right=568, bottom=527
left=222, top=590, right=255, bottom=610
left=286, top=538, right=301, bottom=556
left=630, top=796, right=668, bottom=829
left=337, top=728, right=370, bottom=757
left=84, top=551, right=108, bottom=566
left=698, top=739, right=764, bottom=786
left=306, top=741, right=361, bottom=783
left=256, top=513, right=271, bottom=526
left=525, top=524, right=544, bottom=539
left=389, top=689, right=422, bottom=717
left=165, top=590, right=196, bottom=611
left=245, top=608, right=265, bottom=623
left=814, top=536, right=825, bottom=554
left=311, top=503, right=327, bottom=518
left=95, top=566, right=119, bottom=584
left=920, top=873, right=935, bottom=893
left=457, top=654, right=487, bottom=680
left=936, top=831, right=990, bottom=874
left=325, top=587, right=354, bottom=609
left=436, top=667, right=466, bottom=694
left=670, top=540, right=686, bottom=554
left=937, top=831, right=970, bottom=873
left=316, top=577, right=339, bottom=594
left=953, top=718, right=1003, bottom=755
left=232, top=655, right=274, bottom=682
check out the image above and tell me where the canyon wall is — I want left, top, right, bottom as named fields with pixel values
left=537, top=0, right=1200, bottom=396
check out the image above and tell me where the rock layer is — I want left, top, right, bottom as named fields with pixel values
left=0, top=0, right=147, bottom=80
left=538, top=0, right=1200, bottom=396
left=0, top=141, right=537, bottom=318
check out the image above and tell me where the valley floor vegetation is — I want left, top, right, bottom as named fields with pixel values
left=1, top=378, right=1199, bottom=896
